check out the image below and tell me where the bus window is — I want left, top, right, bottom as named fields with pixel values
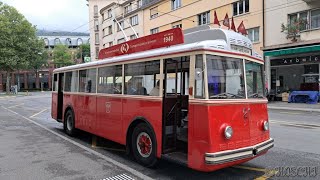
left=53, top=74, right=58, bottom=91
left=64, top=71, right=78, bottom=92
left=195, top=55, right=204, bottom=98
left=245, top=60, right=264, bottom=98
left=98, top=65, right=122, bottom=94
left=124, top=60, right=160, bottom=96
left=79, top=69, right=96, bottom=93
left=206, top=55, right=245, bottom=99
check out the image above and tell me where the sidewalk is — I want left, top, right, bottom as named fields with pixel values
left=268, top=101, right=320, bottom=112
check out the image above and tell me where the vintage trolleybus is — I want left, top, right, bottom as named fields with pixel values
left=51, top=26, right=274, bottom=172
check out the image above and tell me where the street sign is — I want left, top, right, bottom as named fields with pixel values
left=84, top=56, right=91, bottom=63
left=98, top=28, right=184, bottom=60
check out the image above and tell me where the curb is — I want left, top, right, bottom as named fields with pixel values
left=268, top=106, right=320, bottom=112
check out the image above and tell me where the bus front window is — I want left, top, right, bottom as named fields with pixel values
left=206, top=55, right=245, bottom=99
left=245, top=61, right=265, bottom=98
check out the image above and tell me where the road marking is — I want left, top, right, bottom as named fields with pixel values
left=29, top=108, right=48, bottom=118
left=279, top=111, right=302, bottom=115
left=8, top=103, right=24, bottom=108
left=1, top=106, right=153, bottom=180
left=270, top=120, right=320, bottom=129
left=233, top=166, right=278, bottom=180
left=102, top=173, right=134, bottom=180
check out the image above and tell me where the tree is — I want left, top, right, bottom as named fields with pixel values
left=0, top=2, right=39, bottom=93
left=281, top=18, right=307, bottom=42
left=52, top=44, right=74, bottom=67
left=76, top=44, right=90, bottom=63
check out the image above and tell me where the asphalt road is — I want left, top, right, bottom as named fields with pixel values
left=0, top=92, right=319, bottom=180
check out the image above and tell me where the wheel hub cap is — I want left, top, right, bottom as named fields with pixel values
left=136, top=132, right=152, bottom=158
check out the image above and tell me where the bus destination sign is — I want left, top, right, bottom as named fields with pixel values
left=98, top=28, right=184, bottom=60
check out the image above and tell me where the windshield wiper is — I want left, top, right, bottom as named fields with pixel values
left=248, top=93, right=264, bottom=98
left=210, top=92, right=244, bottom=99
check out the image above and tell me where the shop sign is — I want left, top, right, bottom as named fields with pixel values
left=271, top=55, right=320, bottom=66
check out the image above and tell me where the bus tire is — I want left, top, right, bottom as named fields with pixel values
left=64, top=110, right=76, bottom=136
left=131, top=123, right=157, bottom=167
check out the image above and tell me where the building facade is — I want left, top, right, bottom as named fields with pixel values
left=88, top=0, right=265, bottom=60
left=263, top=0, right=320, bottom=94
left=0, top=33, right=89, bottom=92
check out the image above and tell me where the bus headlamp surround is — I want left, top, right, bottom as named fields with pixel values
left=224, top=126, right=233, bottom=139
left=263, top=121, right=269, bottom=131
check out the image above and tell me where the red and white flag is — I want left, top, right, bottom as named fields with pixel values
left=213, top=11, right=220, bottom=26
left=223, top=13, right=230, bottom=29
left=237, top=21, right=248, bottom=35
left=230, top=17, right=236, bottom=32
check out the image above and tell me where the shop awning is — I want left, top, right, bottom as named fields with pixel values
left=264, top=44, right=320, bottom=57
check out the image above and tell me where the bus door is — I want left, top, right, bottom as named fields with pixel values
left=162, top=56, right=190, bottom=158
left=57, top=73, right=64, bottom=121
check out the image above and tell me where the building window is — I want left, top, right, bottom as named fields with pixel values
left=198, top=11, right=210, bottom=25
left=233, top=0, right=249, bottom=16
left=130, top=34, right=139, bottom=40
left=137, top=0, right=142, bottom=8
left=108, top=9, right=112, bottom=18
left=117, top=21, right=124, bottom=31
left=94, top=19, right=99, bottom=31
left=77, top=38, right=83, bottom=45
left=130, top=15, right=139, bottom=26
left=65, top=38, right=72, bottom=46
left=247, top=27, right=260, bottom=43
left=124, top=4, right=132, bottom=14
left=289, top=11, right=308, bottom=31
left=54, top=38, right=61, bottom=45
left=94, top=5, right=98, bottom=17
left=172, top=24, right=182, bottom=28
left=95, top=47, right=99, bottom=59
left=171, top=0, right=181, bottom=10
left=109, top=41, right=113, bottom=47
left=150, top=27, right=159, bottom=34
left=108, top=25, right=113, bottom=35
left=311, top=9, right=320, bottom=29
left=150, top=6, right=158, bottom=19
left=95, top=33, right=99, bottom=44
left=118, top=38, right=125, bottom=44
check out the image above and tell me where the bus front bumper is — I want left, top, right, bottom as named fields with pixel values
left=205, top=138, right=274, bottom=165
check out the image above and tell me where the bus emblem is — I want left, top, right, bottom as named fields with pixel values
left=120, top=43, right=130, bottom=54
left=106, top=102, right=111, bottom=113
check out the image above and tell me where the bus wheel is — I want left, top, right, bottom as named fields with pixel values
left=131, top=123, right=157, bottom=167
left=64, top=110, right=76, bottom=136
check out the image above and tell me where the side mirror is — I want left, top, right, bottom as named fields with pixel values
left=195, top=68, right=203, bottom=81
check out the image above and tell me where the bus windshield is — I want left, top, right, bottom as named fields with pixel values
left=207, top=55, right=245, bottom=99
left=245, top=61, right=265, bottom=98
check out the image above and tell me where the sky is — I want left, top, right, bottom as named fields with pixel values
left=2, top=0, right=89, bottom=33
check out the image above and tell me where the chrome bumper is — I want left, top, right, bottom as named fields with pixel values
left=205, top=138, right=274, bottom=165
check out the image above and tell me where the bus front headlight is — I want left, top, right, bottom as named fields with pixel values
left=263, top=121, right=269, bottom=131
left=224, top=126, right=233, bottom=139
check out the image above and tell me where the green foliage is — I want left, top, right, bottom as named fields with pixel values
left=76, top=44, right=90, bottom=63
left=281, top=18, right=307, bottom=42
left=52, top=44, right=74, bottom=67
left=27, top=38, right=48, bottom=71
left=0, top=2, right=41, bottom=93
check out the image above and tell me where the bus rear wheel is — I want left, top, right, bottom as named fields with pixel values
left=131, top=123, right=157, bottom=167
left=64, top=110, right=76, bottom=136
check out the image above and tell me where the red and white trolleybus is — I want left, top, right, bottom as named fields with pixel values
left=51, top=26, right=274, bottom=172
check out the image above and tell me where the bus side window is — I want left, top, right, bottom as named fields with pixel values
left=195, top=55, right=204, bottom=98
left=79, top=69, right=96, bottom=93
left=124, top=60, right=160, bottom=96
left=98, top=65, right=122, bottom=94
left=53, top=74, right=58, bottom=91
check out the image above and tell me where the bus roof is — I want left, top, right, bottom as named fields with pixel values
left=54, top=27, right=263, bottom=73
